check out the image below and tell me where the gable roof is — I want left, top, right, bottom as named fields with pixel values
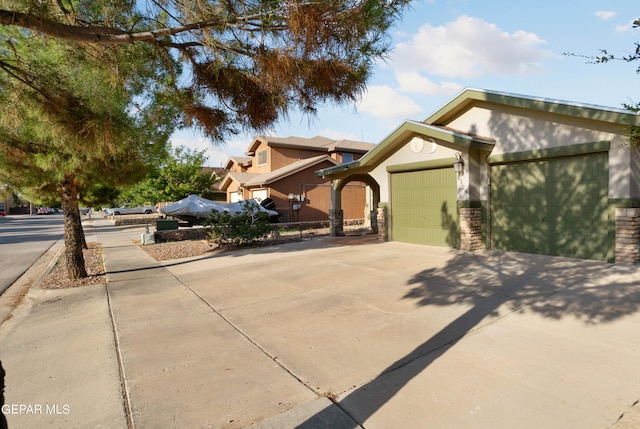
left=317, top=120, right=495, bottom=178
left=325, top=139, right=376, bottom=152
left=244, top=155, right=338, bottom=187
left=426, top=88, right=640, bottom=127
left=223, top=156, right=252, bottom=170
left=245, top=135, right=375, bottom=155
left=200, top=166, right=227, bottom=190
left=219, top=171, right=259, bottom=190
left=317, top=87, right=640, bottom=179
left=221, top=155, right=339, bottom=189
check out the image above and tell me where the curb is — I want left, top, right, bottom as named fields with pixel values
left=0, top=239, right=64, bottom=325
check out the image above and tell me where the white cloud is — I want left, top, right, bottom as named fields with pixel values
left=357, top=85, right=423, bottom=121
left=392, top=15, right=552, bottom=79
left=595, top=11, right=616, bottom=20
left=396, top=71, right=463, bottom=96
left=615, top=20, right=635, bottom=33
left=170, top=132, right=249, bottom=167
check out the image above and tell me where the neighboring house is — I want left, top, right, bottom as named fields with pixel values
left=220, top=135, right=375, bottom=222
left=200, top=166, right=227, bottom=201
left=318, top=88, right=640, bottom=263
left=0, top=197, right=10, bottom=213
left=0, top=186, right=13, bottom=214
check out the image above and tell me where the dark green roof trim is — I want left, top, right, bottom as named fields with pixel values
left=487, top=141, right=610, bottom=165
left=426, top=88, right=640, bottom=127
left=315, top=159, right=365, bottom=178
left=457, top=200, right=483, bottom=209
left=610, top=198, right=640, bottom=208
left=374, top=120, right=495, bottom=155
left=386, top=157, right=456, bottom=173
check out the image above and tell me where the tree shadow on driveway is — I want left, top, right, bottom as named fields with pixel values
left=297, top=250, right=640, bottom=428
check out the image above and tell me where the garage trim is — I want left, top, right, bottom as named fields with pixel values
left=487, top=141, right=610, bottom=165
left=387, top=157, right=456, bottom=173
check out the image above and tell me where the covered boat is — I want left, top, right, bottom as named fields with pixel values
left=158, top=194, right=279, bottom=225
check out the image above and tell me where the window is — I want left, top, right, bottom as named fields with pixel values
left=341, top=153, right=353, bottom=164
left=257, top=150, right=268, bottom=165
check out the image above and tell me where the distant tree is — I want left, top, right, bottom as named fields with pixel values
left=119, top=147, right=220, bottom=204
left=0, top=0, right=410, bottom=142
left=567, top=18, right=640, bottom=144
left=588, top=19, right=640, bottom=74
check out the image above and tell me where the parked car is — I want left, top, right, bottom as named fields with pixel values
left=0, top=210, right=6, bottom=216
left=108, top=203, right=158, bottom=215
left=37, top=207, right=54, bottom=215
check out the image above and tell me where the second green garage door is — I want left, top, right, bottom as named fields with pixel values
left=490, top=152, right=609, bottom=260
left=391, top=167, right=459, bottom=247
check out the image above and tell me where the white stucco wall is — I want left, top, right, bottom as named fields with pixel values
left=445, top=105, right=637, bottom=199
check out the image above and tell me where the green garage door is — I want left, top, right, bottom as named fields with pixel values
left=391, top=167, right=459, bottom=247
left=490, top=152, right=609, bottom=260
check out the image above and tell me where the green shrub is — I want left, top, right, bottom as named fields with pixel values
left=204, top=200, right=273, bottom=246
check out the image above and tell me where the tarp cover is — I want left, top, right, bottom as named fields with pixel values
left=158, top=194, right=277, bottom=220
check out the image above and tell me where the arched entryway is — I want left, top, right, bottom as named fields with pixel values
left=329, top=174, right=380, bottom=236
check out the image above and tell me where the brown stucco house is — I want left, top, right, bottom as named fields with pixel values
left=220, top=135, right=376, bottom=222
left=318, top=88, right=640, bottom=263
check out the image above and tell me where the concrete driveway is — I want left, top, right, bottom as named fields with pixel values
left=2, top=220, right=640, bottom=428
left=127, top=234, right=640, bottom=428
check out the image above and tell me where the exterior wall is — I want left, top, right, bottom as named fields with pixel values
left=341, top=182, right=367, bottom=219
left=445, top=104, right=636, bottom=200
left=247, top=141, right=271, bottom=174
left=459, top=207, right=483, bottom=251
left=329, top=151, right=366, bottom=164
left=224, top=177, right=245, bottom=202
left=264, top=162, right=367, bottom=223
left=615, top=208, right=640, bottom=263
left=229, top=163, right=246, bottom=173
left=269, top=147, right=325, bottom=170
left=1, top=196, right=12, bottom=212
left=377, top=204, right=389, bottom=241
left=631, top=146, right=640, bottom=199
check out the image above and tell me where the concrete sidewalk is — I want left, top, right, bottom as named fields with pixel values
left=1, top=218, right=640, bottom=428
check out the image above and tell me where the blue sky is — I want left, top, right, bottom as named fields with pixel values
left=171, top=0, right=640, bottom=167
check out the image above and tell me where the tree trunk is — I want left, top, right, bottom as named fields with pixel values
left=61, top=174, right=87, bottom=279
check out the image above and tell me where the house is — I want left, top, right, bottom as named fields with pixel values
left=220, top=135, right=376, bottom=222
left=200, top=166, right=227, bottom=201
left=317, top=88, right=640, bottom=263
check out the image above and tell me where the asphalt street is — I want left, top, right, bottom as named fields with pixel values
left=0, top=214, right=64, bottom=294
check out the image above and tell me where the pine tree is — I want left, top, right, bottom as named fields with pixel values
left=0, top=29, right=176, bottom=278
left=0, top=0, right=410, bottom=141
